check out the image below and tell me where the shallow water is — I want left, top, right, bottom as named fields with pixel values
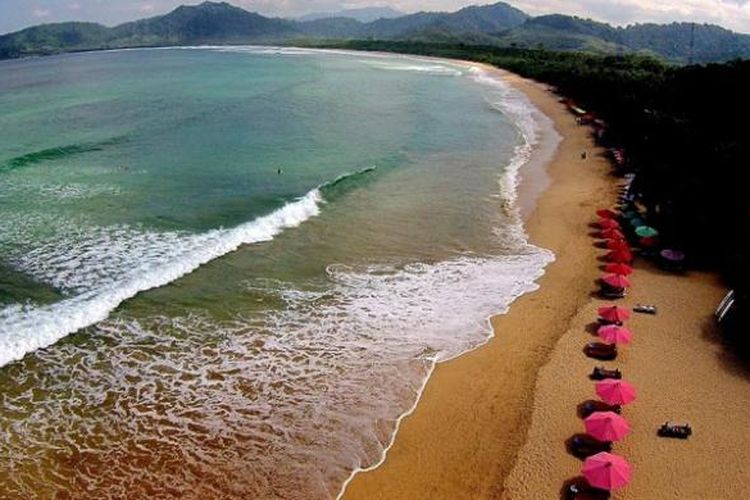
left=0, top=47, right=553, bottom=498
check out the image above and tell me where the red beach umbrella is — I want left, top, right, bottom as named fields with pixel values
left=582, top=452, right=633, bottom=491
left=598, top=305, right=631, bottom=323
left=602, top=274, right=632, bottom=289
left=606, top=239, right=630, bottom=251
left=601, top=228, right=625, bottom=240
left=597, top=324, right=633, bottom=345
left=606, top=249, right=633, bottom=263
left=639, top=236, right=658, bottom=248
left=596, top=379, right=637, bottom=405
left=596, top=209, right=618, bottom=219
left=604, top=263, right=633, bottom=275
left=598, top=218, right=620, bottom=230
left=584, top=412, right=631, bottom=442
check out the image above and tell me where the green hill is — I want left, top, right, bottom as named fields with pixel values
left=1, top=1, right=749, bottom=64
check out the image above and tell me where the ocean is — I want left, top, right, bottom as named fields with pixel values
left=0, top=47, right=554, bottom=498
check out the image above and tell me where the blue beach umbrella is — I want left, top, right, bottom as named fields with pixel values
left=635, top=226, right=659, bottom=238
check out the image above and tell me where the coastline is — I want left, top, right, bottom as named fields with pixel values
left=342, top=67, right=617, bottom=498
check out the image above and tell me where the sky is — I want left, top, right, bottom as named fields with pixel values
left=2, top=0, right=750, bottom=35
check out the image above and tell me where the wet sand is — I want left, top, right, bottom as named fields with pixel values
left=343, top=67, right=617, bottom=498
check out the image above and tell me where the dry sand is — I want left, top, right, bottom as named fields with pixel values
left=503, top=261, right=750, bottom=499
left=344, top=67, right=750, bottom=499
left=343, top=68, right=616, bottom=499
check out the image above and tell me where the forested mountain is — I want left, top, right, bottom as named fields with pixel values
left=1, top=1, right=749, bottom=63
left=298, top=7, right=403, bottom=23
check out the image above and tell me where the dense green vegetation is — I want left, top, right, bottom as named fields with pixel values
left=2, top=2, right=750, bottom=63
left=315, top=39, right=750, bottom=343
left=318, top=42, right=746, bottom=264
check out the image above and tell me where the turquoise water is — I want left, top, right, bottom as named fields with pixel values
left=0, top=47, right=553, bottom=498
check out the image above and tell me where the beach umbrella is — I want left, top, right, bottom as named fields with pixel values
left=596, top=379, right=637, bottom=405
left=635, top=226, right=659, bottom=238
left=639, top=237, right=658, bottom=248
left=597, top=209, right=618, bottom=219
left=598, top=305, right=631, bottom=323
left=606, top=249, right=633, bottom=263
left=604, top=263, right=633, bottom=275
left=598, top=219, right=620, bottom=230
left=622, top=210, right=640, bottom=220
left=601, top=228, right=625, bottom=240
left=602, top=274, right=632, bottom=289
left=597, top=325, right=633, bottom=345
left=582, top=452, right=633, bottom=491
left=584, top=412, right=631, bottom=442
left=660, top=249, right=685, bottom=262
left=606, top=239, right=630, bottom=251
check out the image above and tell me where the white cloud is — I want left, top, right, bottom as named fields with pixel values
left=68, top=2, right=81, bottom=10
left=32, top=7, right=52, bottom=18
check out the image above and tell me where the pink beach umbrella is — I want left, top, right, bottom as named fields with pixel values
left=604, top=263, right=633, bottom=276
left=597, top=209, right=618, bottom=219
left=582, top=452, right=633, bottom=491
left=598, top=305, right=631, bottom=323
left=601, top=228, right=625, bottom=240
left=602, top=274, right=632, bottom=289
left=597, top=325, right=633, bottom=345
left=596, top=379, right=637, bottom=406
left=606, top=239, right=631, bottom=252
left=598, top=218, right=620, bottom=230
left=606, top=249, right=633, bottom=264
left=584, top=411, right=631, bottom=442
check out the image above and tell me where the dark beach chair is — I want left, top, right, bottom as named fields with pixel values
left=633, top=304, right=657, bottom=315
left=598, top=285, right=626, bottom=300
left=658, top=422, right=692, bottom=439
left=569, top=434, right=613, bottom=459
left=584, top=342, right=618, bottom=360
left=579, top=400, right=622, bottom=418
left=590, top=366, right=622, bottom=380
left=563, top=477, right=611, bottom=500
left=596, top=317, right=624, bottom=326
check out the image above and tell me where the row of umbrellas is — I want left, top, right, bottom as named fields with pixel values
left=578, top=209, right=643, bottom=492
left=599, top=207, right=685, bottom=267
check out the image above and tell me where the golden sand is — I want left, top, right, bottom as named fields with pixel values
left=344, top=67, right=750, bottom=499
left=344, top=68, right=616, bottom=499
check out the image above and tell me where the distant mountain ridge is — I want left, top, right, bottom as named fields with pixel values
left=297, top=7, right=403, bottom=23
left=2, top=1, right=750, bottom=63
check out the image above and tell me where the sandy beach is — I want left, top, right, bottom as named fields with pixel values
left=343, top=67, right=616, bottom=498
left=343, top=67, right=750, bottom=499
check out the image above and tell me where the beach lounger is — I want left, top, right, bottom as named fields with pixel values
left=658, top=422, right=692, bottom=439
left=598, top=286, right=626, bottom=300
left=580, top=400, right=622, bottom=418
left=590, top=367, right=622, bottom=380
left=633, top=304, right=657, bottom=315
left=569, top=434, right=613, bottom=459
left=563, top=477, right=611, bottom=499
left=584, top=342, right=618, bottom=360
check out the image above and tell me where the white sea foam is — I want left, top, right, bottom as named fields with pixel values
left=0, top=50, right=560, bottom=499
left=365, top=61, right=464, bottom=76
left=0, top=189, right=323, bottom=367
